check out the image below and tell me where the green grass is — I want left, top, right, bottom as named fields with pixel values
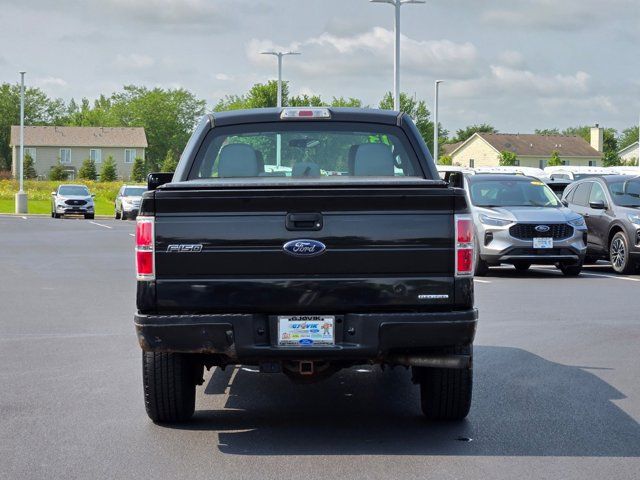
left=0, top=180, right=121, bottom=216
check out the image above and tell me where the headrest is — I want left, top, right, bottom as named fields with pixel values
left=352, top=143, right=395, bottom=177
left=218, top=144, right=260, bottom=178
left=292, top=162, right=321, bottom=177
left=348, top=144, right=362, bottom=175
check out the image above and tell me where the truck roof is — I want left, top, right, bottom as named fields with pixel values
left=211, top=107, right=402, bottom=127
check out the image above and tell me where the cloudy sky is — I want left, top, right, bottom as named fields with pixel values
left=1, top=0, right=639, bottom=133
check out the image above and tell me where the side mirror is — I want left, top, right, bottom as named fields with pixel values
left=91, top=194, right=96, bottom=198
left=147, top=172, right=174, bottom=191
left=561, top=199, right=569, bottom=207
left=589, top=200, right=606, bottom=210
left=51, top=191, right=56, bottom=196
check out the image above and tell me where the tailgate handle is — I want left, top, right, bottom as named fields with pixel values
left=286, top=213, right=323, bottom=231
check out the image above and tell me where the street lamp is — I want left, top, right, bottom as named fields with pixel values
left=261, top=51, right=301, bottom=168
left=433, top=80, right=444, bottom=163
left=260, top=51, right=301, bottom=108
left=15, top=71, right=27, bottom=214
left=370, top=0, right=425, bottom=111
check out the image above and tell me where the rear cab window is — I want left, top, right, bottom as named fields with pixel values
left=187, top=122, right=423, bottom=180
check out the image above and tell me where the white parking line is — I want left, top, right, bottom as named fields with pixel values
left=580, top=272, right=640, bottom=282
left=129, top=233, right=135, bottom=237
left=89, top=221, right=112, bottom=229
left=21, top=216, right=27, bottom=220
left=474, top=279, right=492, bottom=284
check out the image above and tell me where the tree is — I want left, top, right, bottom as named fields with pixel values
left=0, top=82, right=67, bottom=170
left=379, top=92, right=436, bottom=151
left=547, top=150, right=563, bottom=167
left=100, top=156, right=118, bottom=182
left=23, top=153, right=37, bottom=179
left=78, top=159, right=98, bottom=180
left=499, top=150, right=518, bottom=166
left=288, top=94, right=325, bottom=107
left=454, top=124, right=497, bottom=143
left=49, top=162, right=68, bottom=181
left=330, top=97, right=363, bottom=108
left=619, top=126, right=639, bottom=150
left=131, top=157, right=147, bottom=183
left=562, top=125, right=618, bottom=157
left=534, top=128, right=560, bottom=135
left=438, top=155, right=453, bottom=166
left=603, top=151, right=622, bottom=167
left=160, top=150, right=179, bottom=173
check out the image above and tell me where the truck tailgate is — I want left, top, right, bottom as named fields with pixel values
left=152, top=186, right=457, bottom=313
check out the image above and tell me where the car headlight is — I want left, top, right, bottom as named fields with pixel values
left=628, top=213, right=640, bottom=226
left=568, top=216, right=586, bottom=227
left=479, top=214, right=512, bottom=227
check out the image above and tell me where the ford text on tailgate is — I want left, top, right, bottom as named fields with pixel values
left=134, top=107, right=478, bottom=423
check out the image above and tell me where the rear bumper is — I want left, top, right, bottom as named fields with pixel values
left=134, top=309, right=478, bottom=361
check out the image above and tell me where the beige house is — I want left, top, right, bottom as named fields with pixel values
left=10, top=126, right=148, bottom=180
left=443, top=126, right=603, bottom=169
left=618, top=141, right=639, bottom=165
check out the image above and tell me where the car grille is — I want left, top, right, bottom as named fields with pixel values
left=65, top=199, right=87, bottom=206
left=508, top=248, right=575, bottom=256
left=509, top=223, right=573, bottom=240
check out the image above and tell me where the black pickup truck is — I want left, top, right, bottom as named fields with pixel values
left=134, top=107, right=478, bottom=423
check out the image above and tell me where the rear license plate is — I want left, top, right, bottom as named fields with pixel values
left=533, top=237, right=553, bottom=249
left=277, top=315, right=335, bottom=347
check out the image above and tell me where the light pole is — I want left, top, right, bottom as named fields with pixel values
left=15, top=71, right=27, bottom=214
left=261, top=51, right=301, bottom=168
left=433, top=80, right=444, bottom=163
left=370, top=0, right=425, bottom=111
left=260, top=51, right=301, bottom=108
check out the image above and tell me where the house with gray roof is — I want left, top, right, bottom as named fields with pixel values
left=442, top=126, right=604, bottom=169
left=10, top=126, right=148, bottom=180
left=618, top=141, right=639, bottom=166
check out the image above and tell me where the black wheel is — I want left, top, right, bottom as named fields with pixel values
left=474, top=240, right=489, bottom=276
left=610, top=231, right=635, bottom=274
left=142, top=352, right=200, bottom=423
left=121, top=210, right=127, bottom=221
left=414, top=345, right=473, bottom=421
left=53, top=212, right=61, bottom=219
left=51, top=211, right=54, bottom=218
left=558, top=261, right=583, bottom=276
left=84, top=214, right=95, bottom=220
left=115, top=209, right=121, bottom=220
left=584, top=255, right=599, bottom=265
left=513, top=262, right=531, bottom=272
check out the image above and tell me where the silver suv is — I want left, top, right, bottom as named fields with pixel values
left=114, top=185, right=146, bottom=220
left=51, top=184, right=95, bottom=219
left=463, top=174, right=587, bottom=276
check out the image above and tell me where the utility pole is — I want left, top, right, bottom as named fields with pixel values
left=370, top=0, right=425, bottom=111
left=261, top=51, right=301, bottom=167
left=433, top=80, right=444, bottom=162
left=15, top=71, right=27, bottom=214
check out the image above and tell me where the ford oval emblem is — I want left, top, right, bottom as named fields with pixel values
left=283, top=239, right=326, bottom=257
left=535, top=225, right=551, bottom=233
left=299, top=339, right=314, bottom=345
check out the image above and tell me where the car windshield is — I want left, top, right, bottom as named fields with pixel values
left=188, top=122, right=420, bottom=180
left=58, top=186, right=90, bottom=196
left=469, top=179, right=560, bottom=208
left=124, top=187, right=146, bottom=196
left=608, top=179, right=640, bottom=207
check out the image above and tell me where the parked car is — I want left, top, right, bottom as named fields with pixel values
left=474, top=166, right=551, bottom=182
left=50, top=184, right=95, bottom=219
left=134, top=107, right=478, bottom=423
left=463, top=174, right=587, bottom=276
left=115, top=185, right=146, bottom=220
left=544, top=166, right=611, bottom=181
left=562, top=175, right=640, bottom=274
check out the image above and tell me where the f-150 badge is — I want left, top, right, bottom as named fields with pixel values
left=166, top=244, right=203, bottom=253
left=283, top=239, right=326, bottom=257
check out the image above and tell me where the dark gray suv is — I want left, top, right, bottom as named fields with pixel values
left=562, top=175, right=640, bottom=274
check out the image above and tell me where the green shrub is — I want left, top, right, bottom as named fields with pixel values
left=23, top=153, right=37, bottom=179
left=438, top=155, right=453, bottom=166
left=499, top=150, right=518, bottom=166
left=131, top=157, right=146, bottom=182
left=78, top=159, right=98, bottom=180
left=100, top=156, right=118, bottom=182
left=547, top=150, right=563, bottom=167
left=161, top=149, right=179, bottom=173
left=49, top=163, right=68, bottom=181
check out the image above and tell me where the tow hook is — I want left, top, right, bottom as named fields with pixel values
left=299, top=361, right=314, bottom=375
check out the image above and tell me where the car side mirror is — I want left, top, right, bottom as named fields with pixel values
left=91, top=194, right=95, bottom=198
left=561, top=199, right=568, bottom=207
left=589, top=200, right=606, bottom=210
left=147, top=172, right=174, bottom=191
left=51, top=191, right=56, bottom=196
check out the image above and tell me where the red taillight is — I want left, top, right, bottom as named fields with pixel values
left=455, top=215, right=474, bottom=276
left=136, top=216, right=155, bottom=280
left=298, top=110, right=314, bottom=117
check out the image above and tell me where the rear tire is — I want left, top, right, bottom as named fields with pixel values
left=84, top=214, right=94, bottom=220
left=142, top=352, right=199, bottom=423
left=610, top=231, right=635, bottom=274
left=121, top=210, right=127, bottom=221
left=115, top=209, right=121, bottom=220
left=53, top=212, right=61, bottom=219
left=474, top=240, right=489, bottom=276
left=414, top=345, right=473, bottom=421
left=558, top=261, right=583, bottom=276
left=513, top=262, right=531, bottom=272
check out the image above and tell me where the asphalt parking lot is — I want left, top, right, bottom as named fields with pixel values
left=1, top=215, right=639, bottom=480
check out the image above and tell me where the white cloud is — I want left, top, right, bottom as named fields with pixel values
left=215, top=73, right=233, bottom=81
left=34, top=77, right=68, bottom=87
left=113, top=53, right=155, bottom=69
left=247, top=27, right=479, bottom=79
left=498, top=50, right=525, bottom=68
